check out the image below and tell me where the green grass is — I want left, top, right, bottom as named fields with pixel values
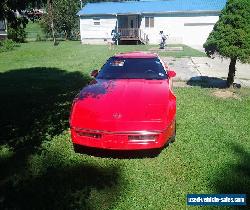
left=0, top=41, right=204, bottom=73
left=25, top=21, right=46, bottom=41
left=0, top=41, right=249, bottom=209
left=158, top=44, right=206, bottom=57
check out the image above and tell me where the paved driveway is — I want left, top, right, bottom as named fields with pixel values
left=162, top=56, right=250, bottom=87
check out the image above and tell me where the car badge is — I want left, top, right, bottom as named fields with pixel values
left=113, top=113, right=122, bottom=119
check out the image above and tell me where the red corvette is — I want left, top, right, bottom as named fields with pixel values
left=70, top=52, right=176, bottom=151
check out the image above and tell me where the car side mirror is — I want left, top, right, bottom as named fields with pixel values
left=90, top=70, right=99, bottom=78
left=168, top=70, right=176, bottom=78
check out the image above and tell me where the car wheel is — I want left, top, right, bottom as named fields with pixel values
left=169, top=120, right=176, bottom=143
left=162, top=121, right=176, bottom=149
left=73, top=144, right=82, bottom=153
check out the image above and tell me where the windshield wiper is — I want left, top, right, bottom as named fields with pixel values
left=144, top=77, right=164, bottom=80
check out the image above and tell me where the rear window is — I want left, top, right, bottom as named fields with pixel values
left=96, top=57, right=167, bottom=80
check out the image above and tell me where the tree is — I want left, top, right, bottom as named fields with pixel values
left=0, top=0, right=46, bottom=42
left=41, top=0, right=80, bottom=41
left=47, top=0, right=57, bottom=45
left=203, top=0, right=250, bottom=87
left=54, top=0, right=80, bottom=40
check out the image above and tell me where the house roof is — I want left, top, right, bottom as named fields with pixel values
left=77, top=0, right=227, bottom=16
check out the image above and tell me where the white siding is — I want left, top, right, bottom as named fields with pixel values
left=80, top=16, right=117, bottom=44
left=79, top=14, right=219, bottom=46
left=140, top=15, right=218, bottom=45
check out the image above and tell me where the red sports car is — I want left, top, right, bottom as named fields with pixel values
left=70, top=52, right=176, bottom=151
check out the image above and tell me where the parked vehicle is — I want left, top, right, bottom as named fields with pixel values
left=70, top=52, right=176, bottom=151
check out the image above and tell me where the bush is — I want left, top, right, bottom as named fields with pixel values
left=7, top=26, right=27, bottom=43
left=6, top=16, right=28, bottom=43
left=0, top=144, right=14, bottom=160
left=0, top=39, right=17, bottom=52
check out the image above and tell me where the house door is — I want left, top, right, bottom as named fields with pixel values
left=128, top=16, right=138, bottom=29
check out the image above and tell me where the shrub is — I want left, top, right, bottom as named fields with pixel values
left=0, top=144, right=14, bottom=160
left=7, top=26, right=27, bottom=43
left=0, top=39, right=17, bottom=52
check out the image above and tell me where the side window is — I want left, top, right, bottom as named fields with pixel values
left=93, top=17, right=100, bottom=25
left=0, top=20, right=6, bottom=31
left=149, top=17, right=154, bottom=28
left=145, top=17, right=154, bottom=28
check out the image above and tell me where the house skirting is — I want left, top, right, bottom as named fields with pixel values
left=81, top=38, right=113, bottom=45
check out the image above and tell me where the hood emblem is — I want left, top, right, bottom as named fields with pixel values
left=113, top=113, right=122, bottom=119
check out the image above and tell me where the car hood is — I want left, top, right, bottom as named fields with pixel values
left=70, top=79, right=175, bottom=131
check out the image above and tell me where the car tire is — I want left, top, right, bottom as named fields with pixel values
left=168, top=120, right=176, bottom=144
left=162, top=121, right=176, bottom=149
left=73, top=144, right=81, bottom=153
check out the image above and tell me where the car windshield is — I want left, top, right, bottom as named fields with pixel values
left=96, top=57, right=167, bottom=80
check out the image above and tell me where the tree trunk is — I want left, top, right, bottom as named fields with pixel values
left=64, top=30, right=67, bottom=40
left=47, top=0, right=56, bottom=46
left=50, top=20, right=56, bottom=45
left=227, top=58, right=237, bottom=87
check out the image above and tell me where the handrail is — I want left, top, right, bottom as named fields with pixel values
left=118, top=28, right=148, bottom=44
left=118, top=28, right=139, bottom=38
left=139, top=29, right=149, bottom=44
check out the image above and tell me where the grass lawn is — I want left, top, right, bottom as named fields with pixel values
left=0, top=41, right=249, bottom=209
left=157, top=44, right=206, bottom=57
left=0, top=41, right=205, bottom=74
left=25, top=22, right=47, bottom=41
left=23, top=21, right=206, bottom=57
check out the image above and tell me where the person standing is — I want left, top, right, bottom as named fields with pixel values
left=159, top=31, right=168, bottom=49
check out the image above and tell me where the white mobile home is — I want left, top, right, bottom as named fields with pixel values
left=77, top=0, right=227, bottom=45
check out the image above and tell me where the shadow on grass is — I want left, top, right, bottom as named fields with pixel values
left=0, top=68, right=124, bottom=209
left=0, top=67, right=90, bottom=151
left=0, top=162, right=121, bottom=209
left=213, top=144, right=250, bottom=209
left=187, top=76, right=228, bottom=88
left=73, top=144, right=162, bottom=159
left=0, top=67, right=90, bottom=172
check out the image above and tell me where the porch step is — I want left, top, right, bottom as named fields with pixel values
left=118, top=28, right=148, bottom=45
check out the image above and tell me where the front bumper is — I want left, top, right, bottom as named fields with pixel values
left=70, top=120, right=175, bottom=150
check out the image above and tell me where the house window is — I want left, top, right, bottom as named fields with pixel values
left=0, top=20, right=6, bottom=31
left=93, top=18, right=100, bottom=25
left=145, top=17, right=154, bottom=28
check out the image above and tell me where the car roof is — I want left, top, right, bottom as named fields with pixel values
left=114, top=51, right=158, bottom=59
